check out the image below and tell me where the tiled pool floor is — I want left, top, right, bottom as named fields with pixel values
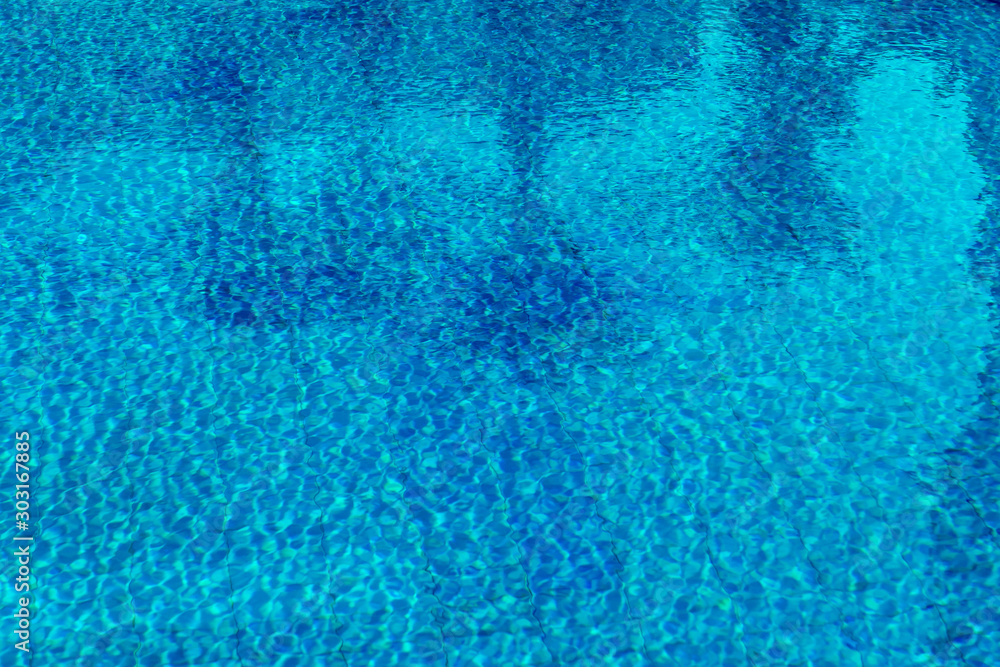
left=2, top=0, right=1000, bottom=665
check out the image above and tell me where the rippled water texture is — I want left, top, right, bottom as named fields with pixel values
left=2, top=0, right=999, bottom=665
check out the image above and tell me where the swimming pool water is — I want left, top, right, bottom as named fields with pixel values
left=2, top=0, right=1000, bottom=665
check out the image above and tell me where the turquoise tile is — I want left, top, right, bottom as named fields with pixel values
left=9, top=1, right=1000, bottom=665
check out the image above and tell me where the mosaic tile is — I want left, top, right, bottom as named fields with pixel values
left=6, top=0, right=1000, bottom=664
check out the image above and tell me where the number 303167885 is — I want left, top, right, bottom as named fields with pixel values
left=15, top=430, right=30, bottom=489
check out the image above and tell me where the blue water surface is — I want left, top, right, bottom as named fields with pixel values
left=2, top=0, right=1000, bottom=665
